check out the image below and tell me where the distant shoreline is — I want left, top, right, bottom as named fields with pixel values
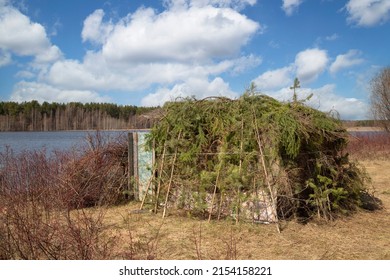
left=346, top=127, right=385, bottom=132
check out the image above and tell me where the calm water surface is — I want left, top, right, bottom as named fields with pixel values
left=0, top=130, right=386, bottom=155
left=0, top=131, right=127, bottom=154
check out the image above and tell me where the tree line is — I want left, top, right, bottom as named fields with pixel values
left=0, top=101, right=159, bottom=131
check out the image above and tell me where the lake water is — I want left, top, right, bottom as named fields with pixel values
left=0, top=130, right=128, bottom=155
left=0, top=130, right=386, bottom=155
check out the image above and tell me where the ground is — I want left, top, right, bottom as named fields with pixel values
left=102, top=160, right=390, bottom=260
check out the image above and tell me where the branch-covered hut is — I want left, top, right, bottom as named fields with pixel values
left=144, top=92, right=369, bottom=223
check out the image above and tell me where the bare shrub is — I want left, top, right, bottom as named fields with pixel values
left=346, top=132, right=390, bottom=160
left=0, top=132, right=127, bottom=259
left=370, top=67, right=390, bottom=131
left=121, top=218, right=165, bottom=260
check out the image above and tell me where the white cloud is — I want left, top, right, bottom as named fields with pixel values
left=252, top=66, right=293, bottom=90
left=164, top=0, right=257, bottom=10
left=294, top=48, right=328, bottom=83
left=228, top=54, right=262, bottom=75
left=307, top=84, right=368, bottom=120
left=262, top=84, right=369, bottom=120
left=345, top=0, right=390, bottom=27
left=34, top=45, right=62, bottom=64
left=0, top=2, right=62, bottom=63
left=252, top=48, right=328, bottom=90
left=44, top=51, right=249, bottom=92
left=40, top=3, right=260, bottom=100
left=82, top=9, right=113, bottom=45
left=329, top=49, right=364, bottom=75
left=100, top=5, right=259, bottom=64
left=10, top=81, right=111, bottom=104
left=0, top=49, right=11, bottom=67
left=282, top=0, right=304, bottom=16
left=251, top=46, right=367, bottom=119
left=141, top=76, right=237, bottom=106
left=325, top=33, right=339, bottom=41
left=15, top=70, right=35, bottom=79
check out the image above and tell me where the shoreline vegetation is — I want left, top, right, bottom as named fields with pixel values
left=0, top=101, right=159, bottom=131
left=346, top=127, right=384, bottom=132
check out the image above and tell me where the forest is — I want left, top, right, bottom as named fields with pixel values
left=0, top=100, right=158, bottom=131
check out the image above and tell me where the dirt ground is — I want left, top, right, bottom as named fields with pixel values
left=103, top=160, right=390, bottom=260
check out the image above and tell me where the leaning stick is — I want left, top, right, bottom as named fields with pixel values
left=208, top=161, right=222, bottom=222
left=252, top=108, right=281, bottom=233
left=236, top=119, right=244, bottom=224
left=162, top=130, right=182, bottom=218
left=154, top=139, right=167, bottom=214
left=139, top=172, right=155, bottom=210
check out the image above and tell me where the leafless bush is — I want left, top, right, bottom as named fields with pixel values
left=0, top=132, right=128, bottom=259
left=191, top=223, right=203, bottom=260
left=121, top=216, right=165, bottom=260
left=346, top=132, right=390, bottom=160
left=219, top=227, right=242, bottom=260
left=370, top=67, right=390, bottom=132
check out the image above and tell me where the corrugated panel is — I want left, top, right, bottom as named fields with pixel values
left=136, top=132, right=153, bottom=201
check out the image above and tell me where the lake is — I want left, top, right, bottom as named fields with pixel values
left=0, top=130, right=128, bottom=155
left=0, top=130, right=386, bottom=155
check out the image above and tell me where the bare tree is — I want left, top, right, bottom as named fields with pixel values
left=370, top=67, right=390, bottom=131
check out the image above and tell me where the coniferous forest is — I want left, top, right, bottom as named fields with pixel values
left=0, top=100, right=159, bottom=131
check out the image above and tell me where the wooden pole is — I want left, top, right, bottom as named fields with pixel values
left=139, top=173, right=154, bottom=210
left=162, top=130, right=182, bottom=218
left=154, top=126, right=171, bottom=214
left=208, top=161, right=222, bottom=223
left=252, top=108, right=281, bottom=233
left=154, top=143, right=166, bottom=214
left=127, top=132, right=135, bottom=200
left=236, top=119, right=244, bottom=224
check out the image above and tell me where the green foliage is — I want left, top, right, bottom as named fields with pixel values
left=305, top=155, right=369, bottom=219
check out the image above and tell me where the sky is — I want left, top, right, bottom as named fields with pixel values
left=0, top=0, right=390, bottom=120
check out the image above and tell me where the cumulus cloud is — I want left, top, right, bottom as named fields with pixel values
left=0, top=3, right=62, bottom=63
left=38, top=2, right=260, bottom=101
left=252, top=66, right=293, bottom=90
left=262, top=84, right=368, bottom=120
left=329, top=49, right=364, bottom=75
left=43, top=51, right=252, bottom=93
left=10, top=81, right=111, bottom=104
left=304, top=84, right=368, bottom=120
left=141, top=76, right=237, bottom=106
left=282, top=0, right=304, bottom=16
left=345, top=0, right=390, bottom=26
left=251, top=47, right=368, bottom=119
left=82, top=9, right=113, bottom=45
left=100, top=4, right=259, bottom=64
left=253, top=48, right=328, bottom=90
left=294, top=48, right=328, bottom=83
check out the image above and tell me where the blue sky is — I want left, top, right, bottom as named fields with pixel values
left=1, top=0, right=389, bottom=119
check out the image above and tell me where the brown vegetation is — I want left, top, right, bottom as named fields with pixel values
left=370, top=66, right=390, bottom=132
left=0, top=101, right=159, bottom=131
left=345, top=132, right=390, bottom=160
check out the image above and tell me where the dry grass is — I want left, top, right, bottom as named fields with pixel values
left=101, top=160, right=390, bottom=260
